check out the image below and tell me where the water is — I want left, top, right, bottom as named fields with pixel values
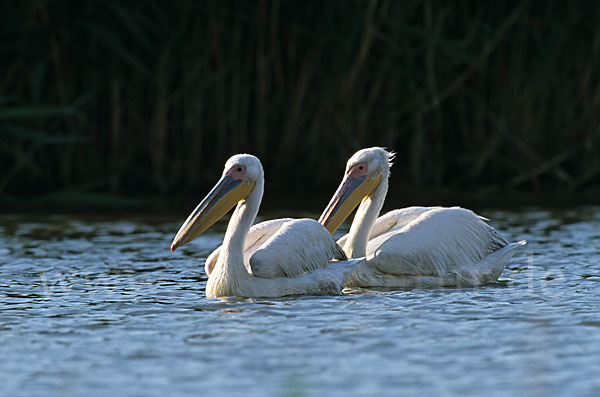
left=1, top=207, right=599, bottom=396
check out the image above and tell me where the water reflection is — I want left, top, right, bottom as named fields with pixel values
left=1, top=208, right=599, bottom=395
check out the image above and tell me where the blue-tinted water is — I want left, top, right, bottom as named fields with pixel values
left=1, top=207, right=599, bottom=396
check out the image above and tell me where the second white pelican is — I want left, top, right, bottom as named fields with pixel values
left=319, top=147, right=526, bottom=288
left=171, top=154, right=361, bottom=298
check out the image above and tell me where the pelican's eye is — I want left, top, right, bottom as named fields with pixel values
left=226, top=164, right=246, bottom=179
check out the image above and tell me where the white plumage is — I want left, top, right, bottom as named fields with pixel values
left=320, top=147, right=526, bottom=288
left=346, top=207, right=525, bottom=287
left=250, top=219, right=347, bottom=278
left=204, top=218, right=292, bottom=275
left=171, top=154, right=359, bottom=298
left=204, top=219, right=347, bottom=279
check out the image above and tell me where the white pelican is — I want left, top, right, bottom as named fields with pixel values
left=318, top=147, right=526, bottom=288
left=204, top=218, right=295, bottom=276
left=171, top=154, right=361, bottom=298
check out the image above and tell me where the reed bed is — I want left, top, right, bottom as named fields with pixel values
left=1, top=0, right=599, bottom=207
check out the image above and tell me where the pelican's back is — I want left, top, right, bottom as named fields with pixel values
left=370, top=207, right=508, bottom=277
left=250, top=219, right=347, bottom=279
left=337, top=206, right=441, bottom=249
left=205, top=218, right=293, bottom=275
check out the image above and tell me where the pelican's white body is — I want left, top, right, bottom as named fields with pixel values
left=330, top=148, right=526, bottom=288
left=195, top=154, right=360, bottom=298
left=341, top=206, right=525, bottom=287
left=205, top=218, right=346, bottom=279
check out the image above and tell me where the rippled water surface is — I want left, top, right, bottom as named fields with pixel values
left=1, top=207, right=599, bottom=396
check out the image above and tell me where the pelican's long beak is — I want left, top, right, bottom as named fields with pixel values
left=171, top=175, right=254, bottom=251
left=318, top=174, right=381, bottom=234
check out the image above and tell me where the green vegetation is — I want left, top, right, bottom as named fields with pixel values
left=2, top=0, right=599, bottom=209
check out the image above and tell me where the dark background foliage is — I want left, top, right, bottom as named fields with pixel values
left=2, top=0, right=599, bottom=211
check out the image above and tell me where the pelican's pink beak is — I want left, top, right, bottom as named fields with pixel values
left=318, top=163, right=381, bottom=234
left=171, top=169, right=254, bottom=251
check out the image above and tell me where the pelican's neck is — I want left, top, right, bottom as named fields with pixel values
left=215, top=178, right=264, bottom=277
left=344, top=174, right=388, bottom=258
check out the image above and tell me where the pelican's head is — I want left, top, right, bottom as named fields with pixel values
left=318, top=147, right=394, bottom=234
left=171, top=154, right=262, bottom=251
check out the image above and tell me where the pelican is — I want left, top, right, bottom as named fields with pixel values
left=204, top=217, right=296, bottom=276
left=318, top=147, right=526, bottom=288
left=171, top=154, right=361, bottom=298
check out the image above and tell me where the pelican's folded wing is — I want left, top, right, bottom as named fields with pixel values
left=336, top=206, right=440, bottom=248
left=250, top=219, right=347, bottom=279
left=205, top=218, right=293, bottom=275
left=370, top=207, right=508, bottom=277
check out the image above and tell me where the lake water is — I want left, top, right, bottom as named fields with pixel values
left=1, top=207, right=599, bottom=396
